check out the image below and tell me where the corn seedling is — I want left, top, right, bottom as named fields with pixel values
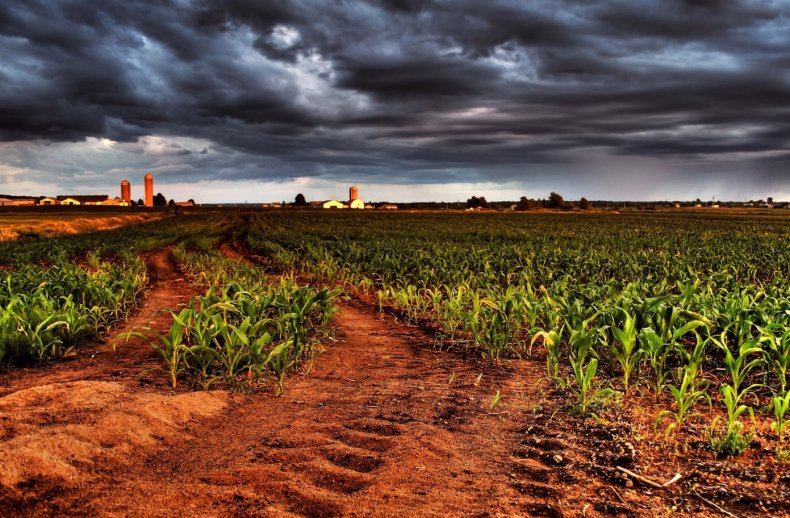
left=771, top=391, right=790, bottom=437
left=658, top=367, right=711, bottom=433
left=709, top=384, right=756, bottom=456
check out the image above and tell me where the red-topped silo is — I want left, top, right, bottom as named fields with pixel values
left=120, top=180, right=131, bottom=202
left=144, top=173, right=154, bottom=207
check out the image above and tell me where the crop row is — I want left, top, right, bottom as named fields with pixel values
left=147, top=237, right=340, bottom=393
left=0, top=212, right=224, bottom=265
left=0, top=215, right=228, bottom=368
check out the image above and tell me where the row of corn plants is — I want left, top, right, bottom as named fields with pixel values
left=0, top=214, right=228, bottom=368
left=146, top=240, right=340, bottom=393
left=246, top=210, right=790, bottom=456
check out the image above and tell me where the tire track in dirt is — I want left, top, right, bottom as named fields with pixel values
left=72, top=300, right=552, bottom=516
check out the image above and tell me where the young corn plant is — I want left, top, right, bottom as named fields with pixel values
left=638, top=327, right=674, bottom=398
left=657, top=366, right=711, bottom=434
left=16, top=314, right=68, bottom=361
left=438, top=293, right=463, bottom=349
left=266, top=339, right=295, bottom=396
left=479, top=296, right=521, bottom=364
left=771, top=390, right=790, bottom=438
left=710, top=330, right=765, bottom=397
left=757, top=326, right=790, bottom=394
left=709, top=384, right=756, bottom=456
left=609, top=310, right=641, bottom=396
left=530, top=325, right=563, bottom=379
left=215, top=318, right=255, bottom=383
left=567, top=328, right=611, bottom=416
left=153, top=308, right=193, bottom=388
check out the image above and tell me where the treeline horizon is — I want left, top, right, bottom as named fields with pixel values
left=2, top=192, right=787, bottom=210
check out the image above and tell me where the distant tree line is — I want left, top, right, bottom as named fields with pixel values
left=133, top=192, right=176, bottom=207
left=279, top=191, right=786, bottom=212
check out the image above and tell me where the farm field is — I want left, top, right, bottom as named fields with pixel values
left=0, top=207, right=166, bottom=242
left=0, top=209, right=788, bottom=517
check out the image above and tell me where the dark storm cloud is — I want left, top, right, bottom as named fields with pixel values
left=1, top=0, right=790, bottom=190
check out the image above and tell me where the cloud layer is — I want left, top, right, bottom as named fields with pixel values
left=1, top=0, right=789, bottom=200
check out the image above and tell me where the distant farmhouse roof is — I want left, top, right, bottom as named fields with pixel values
left=57, top=195, right=109, bottom=204
left=0, top=197, right=35, bottom=206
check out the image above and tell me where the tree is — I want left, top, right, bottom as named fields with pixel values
left=168, top=199, right=175, bottom=207
left=579, top=197, right=590, bottom=210
left=466, top=196, right=488, bottom=209
left=137, top=198, right=144, bottom=206
left=548, top=192, right=564, bottom=209
left=767, top=196, right=774, bottom=205
left=516, top=196, right=540, bottom=211
left=294, top=193, right=307, bottom=206
left=188, top=199, right=195, bottom=205
left=153, top=193, right=167, bottom=207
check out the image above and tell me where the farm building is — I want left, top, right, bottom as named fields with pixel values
left=120, top=180, right=131, bottom=202
left=347, top=185, right=367, bottom=209
left=39, top=197, right=58, bottom=205
left=320, top=185, right=373, bottom=209
left=0, top=198, right=35, bottom=206
left=378, top=204, right=398, bottom=210
left=144, top=173, right=154, bottom=207
left=57, top=195, right=109, bottom=205
left=99, top=197, right=130, bottom=206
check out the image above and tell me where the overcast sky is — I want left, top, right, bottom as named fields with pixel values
left=1, top=0, right=789, bottom=202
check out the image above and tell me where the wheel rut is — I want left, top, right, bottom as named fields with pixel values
left=64, top=300, right=558, bottom=516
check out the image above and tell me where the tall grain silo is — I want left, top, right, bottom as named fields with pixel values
left=120, top=180, right=131, bottom=202
left=144, top=173, right=154, bottom=207
left=349, top=185, right=359, bottom=201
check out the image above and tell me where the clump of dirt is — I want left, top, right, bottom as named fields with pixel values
left=0, top=381, right=226, bottom=489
